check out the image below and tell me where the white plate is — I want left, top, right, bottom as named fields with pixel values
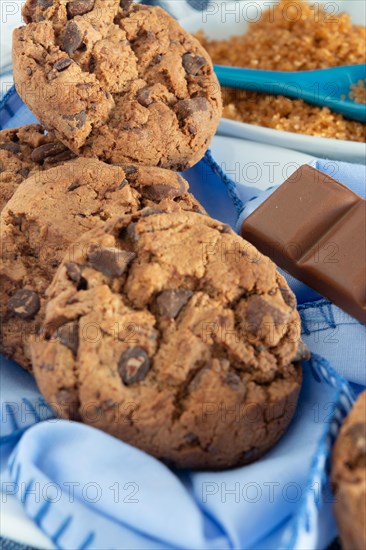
left=181, top=0, right=366, bottom=164
left=210, top=134, right=313, bottom=192
left=0, top=135, right=315, bottom=548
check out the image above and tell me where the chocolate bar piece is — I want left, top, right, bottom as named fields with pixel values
left=241, top=165, right=366, bottom=324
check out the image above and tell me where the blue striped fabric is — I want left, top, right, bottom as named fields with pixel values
left=0, top=532, right=340, bottom=550
left=0, top=538, right=38, bottom=550
left=0, top=87, right=23, bottom=128
left=0, top=87, right=38, bottom=129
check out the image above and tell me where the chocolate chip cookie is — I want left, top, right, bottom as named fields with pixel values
left=31, top=209, right=303, bottom=469
left=13, top=1, right=222, bottom=170
left=332, top=391, right=366, bottom=550
left=0, top=124, right=74, bottom=211
left=1, top=158, right=202, bottom=369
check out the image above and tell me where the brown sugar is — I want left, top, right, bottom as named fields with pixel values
left=196, top=0, right=366, bottom=142
left=350, top=79, right=366, bottom=104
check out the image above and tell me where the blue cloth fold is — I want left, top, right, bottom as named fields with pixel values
left=0, top=360, right=54, bottom=446
left=2, top=357, right=354, bottom=550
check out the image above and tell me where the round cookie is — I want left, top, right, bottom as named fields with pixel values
left=0, top=158, right=202, bottom=369
left=13, top=0, right=222, bottom=170
left=0, top=124, right=74, bottom=211
left=332, top=391, right=366, bottom=550
left=31, top=209, right=303, bottom=470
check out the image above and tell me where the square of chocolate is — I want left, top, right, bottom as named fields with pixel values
left=241, top=165, right=366, bottom=324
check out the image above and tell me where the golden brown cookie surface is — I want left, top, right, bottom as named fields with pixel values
left=332, top=391, right=366, bottom=550
left=0, top=124, right=74, bottom=211
left=0, top=158, right=202, bottom=368
left=13, top=1, right=222, bottom=170
left=31, top=209, right=302, bottom=470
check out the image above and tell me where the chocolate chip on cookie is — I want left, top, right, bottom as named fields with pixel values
left=156, top=289, right=193, bottom=318
left=63, top=110, right=87, bottom=130
left=67, top=181, right=81, bottom=192
left=176, top=97, right=209, bottom=121
left=119, top=0, right=133, bottom=11
left=88, top=247, right=135, bottom=277
left=140, top=182, right=185, bottom=202
left=118, top=347, right=151, bottom=385
left=225, top=371, right=241, bottom=390
left=0, top=142, right=21, bottom=154
left=63, top=21, right=84, bottom=55
left=279, top=286, right=297, bottom=310
left=56, top=321, right=80, bottom=355
left=123, top=166, right=138, bottom=179
left=53, top=58, right=74, bottom=72
left=182, top=52, right=207, bottom=76
left=137, top=87, right=154, bottom=108
left=8, top=289, right=40, bottom=320
left=18, top=168, right=30, bottom=178
left=39, top=0, right=54, bottom=8
left=31, top=142, right=70, bottom=163
left=67, top=0, right=95, bottom=18
left=245, top=295, right=288, bottom=333
left=65, top=262, right=83, bottom=284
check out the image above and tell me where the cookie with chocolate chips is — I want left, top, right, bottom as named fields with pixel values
left=332, top=391, right=366, bottom=550
left=0, top=158, right=203, bottom=369
left=13, top=0, right=222, bottom=170
left=31, top=209, right=303, bottom=470
left=0, top=124, right=75, bottom=211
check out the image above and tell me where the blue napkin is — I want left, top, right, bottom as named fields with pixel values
left=1, top=78, right=365, bottom=550
left=1, top=355, right=355, bottom=550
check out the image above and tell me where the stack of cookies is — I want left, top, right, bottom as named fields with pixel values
left=1, top=0, right=304, bottom=470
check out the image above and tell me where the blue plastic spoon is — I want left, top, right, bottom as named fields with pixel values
left=214, top=64, right=366, bottom=123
